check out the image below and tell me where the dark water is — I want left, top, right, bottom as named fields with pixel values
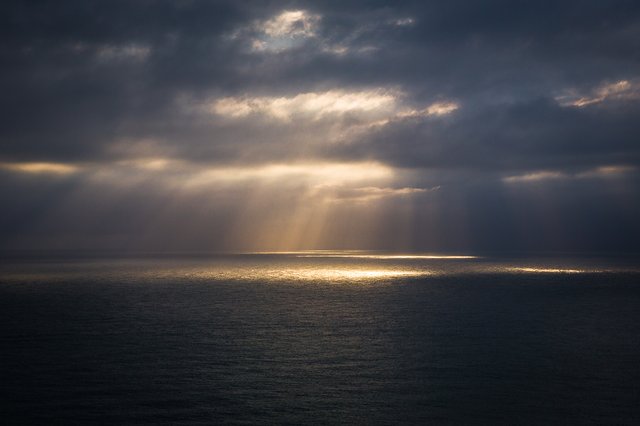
left=1, top=253, right=639, bottom=425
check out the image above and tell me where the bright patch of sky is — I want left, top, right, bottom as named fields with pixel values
left=251, top=10, right=321, bottom=52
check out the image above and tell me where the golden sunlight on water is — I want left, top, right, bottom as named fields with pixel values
left=272, top=268, right=428, bottom=281
left=1, top=266, right=430, bottom=285
left=191, top=266, right=430, bottom=283
left=4, top=252, right=632, bottom=287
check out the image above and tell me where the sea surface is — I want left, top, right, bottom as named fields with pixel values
left=1, top=252, right=639, bottom=425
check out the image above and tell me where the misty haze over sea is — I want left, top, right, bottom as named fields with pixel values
left=1, top=252, right=639, bottom=424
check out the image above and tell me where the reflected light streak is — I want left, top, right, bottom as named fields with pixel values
left=269, top=268, right=428, bottom=281
left=510, top=267, right=587, bottom=274
left=250, top=251, right=478, bottom=259
left=295, top=254, right=478, bottom=259
left=3, top=267, right=429, bottom=284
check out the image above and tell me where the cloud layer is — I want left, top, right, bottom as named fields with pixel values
left=1, top=0, right=639, bottom=251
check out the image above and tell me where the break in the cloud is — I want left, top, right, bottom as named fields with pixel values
left=1, top=0, right=640, bottom=252
left=249, top=9, right=321, bottom=52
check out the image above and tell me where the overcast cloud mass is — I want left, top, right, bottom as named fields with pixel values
left=1, top=0, right=640, bottom=252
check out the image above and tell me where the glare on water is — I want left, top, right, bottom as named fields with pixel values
left=509, top=267, right=587, bottom=274
left=1, top=251, right=635, bottom=286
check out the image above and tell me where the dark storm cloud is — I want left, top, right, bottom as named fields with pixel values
left=258, top=0, right=640, bottom=95
left=2, top=0, right=640, bottom=164
left=1, top=0, right=640, bottom=251
left=0, top=0, right=248, bottom=161
left=333, top=97, right=640, bottom=170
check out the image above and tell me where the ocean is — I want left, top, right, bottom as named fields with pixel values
left=1, top=252, right=639, bottom=424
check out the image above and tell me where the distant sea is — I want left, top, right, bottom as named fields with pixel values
left=1, top=252, right=639, bottom=424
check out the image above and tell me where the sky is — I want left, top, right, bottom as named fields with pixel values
left=1, top=0, right=639, bottom=252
